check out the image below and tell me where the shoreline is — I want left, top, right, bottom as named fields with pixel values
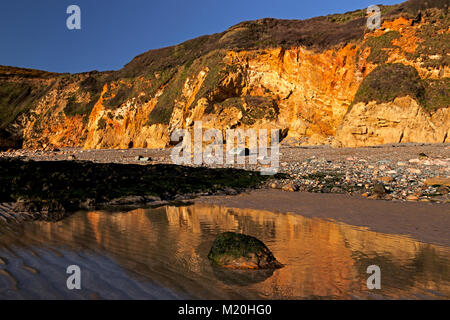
left=3, top=188, right=448, bottom=248
left=195, top=189, right=450, bottom=247
left=1, top=144, right=449, bottom=247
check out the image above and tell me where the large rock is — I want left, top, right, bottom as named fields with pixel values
left=425, top=177, right=450, bottom=187
left=208, top=232, right=283, bottom=269
left=334, top=97, right=449, bottom=147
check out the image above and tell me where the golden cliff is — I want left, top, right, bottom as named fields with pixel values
left=0, top=1, right=448, bottom=150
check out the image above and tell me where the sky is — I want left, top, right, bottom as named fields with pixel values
left=0, top=0, right=403, bottom=74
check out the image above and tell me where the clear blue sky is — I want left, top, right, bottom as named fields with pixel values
left=0, top=0, right=402, bottom=74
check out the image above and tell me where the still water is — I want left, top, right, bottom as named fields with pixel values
left=0, top=204, right=449, bottom=299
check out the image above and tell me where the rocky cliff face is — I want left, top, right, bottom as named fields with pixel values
left=334, top=96, right=449, bottom=147
left=0, top=0, right=448, bottom=150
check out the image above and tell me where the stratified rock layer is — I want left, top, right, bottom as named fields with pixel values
left=334, top=97, right=449, bottom=147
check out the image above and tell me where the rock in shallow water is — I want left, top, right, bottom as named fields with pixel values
left=208, top=232, right=283, bottom=270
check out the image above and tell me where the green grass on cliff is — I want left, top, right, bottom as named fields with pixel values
left=146, top=66, right=185, bottom=125
left=406, top=13, right=450, bottom=68
left=353, top=63, right=449, bottom=112
left=0, top=79, right=57, bottom=149
left=147, top=50, right=229, bottom=125
left=0, top=81, right=54, bottom=129
left=423, top=78, right=450, bottom=111
left=187, top=51, right=238, bottom=112
left=360, top=31, right=401, bottom=64
left=389, top=0, right=449, bottom=16
left=0, top=70, right=108, bottom=149
left=326, top=5, right=398, bottom=24
left=208, top=95, right=279, bottom=125
left=94, top=0, right=450, bottom=118
left=64, top=73, right=107, bottom=117
left=0, top=66, right=60, bottom=79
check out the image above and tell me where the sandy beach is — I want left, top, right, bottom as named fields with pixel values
left=196, top=189, right=450, bottom=246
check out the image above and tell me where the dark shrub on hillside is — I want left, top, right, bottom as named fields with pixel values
left=353, top=63, right=425, bottom=105
left=388, top=0, right=449, bottom=17
left=362, top=31, right=401, bottom=64
left=353, top=63, right=449, bottom=112
left=104, top=85, right=134, bottom=109
left=423, top=78, right=450, bottom=111
left=0, top=81, right=53, bottom=129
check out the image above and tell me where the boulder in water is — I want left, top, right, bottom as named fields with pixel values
left=208, top=232, right=283, bottom=269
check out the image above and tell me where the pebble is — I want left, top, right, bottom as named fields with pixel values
left=269, top=183, right=279, bottom=189
left=270, top=154, right=449, bottom=203
left=408, top=168, right=422, bottom=174
left=378, top=176, right=394, bottom=182
left=281, top=183, right=299, bottom=192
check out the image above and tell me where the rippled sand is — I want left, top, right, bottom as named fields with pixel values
left=0, top=204, right=449, bottom=299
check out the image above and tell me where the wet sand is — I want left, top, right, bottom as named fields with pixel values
left=196, top=189, right=450, bottom=247
left=1, top=204, right=448, bottom=299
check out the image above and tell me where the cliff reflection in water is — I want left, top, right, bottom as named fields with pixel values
left=0, top=204, right=449, bottom=299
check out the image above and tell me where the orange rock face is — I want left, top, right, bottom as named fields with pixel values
left=8, top=16, right=449, bottom=150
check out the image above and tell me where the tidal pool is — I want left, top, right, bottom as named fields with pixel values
left=0, top=204, right=448, bottom=299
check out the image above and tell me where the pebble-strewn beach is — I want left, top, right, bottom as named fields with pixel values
left=1, top=143, right=449, bottom=203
